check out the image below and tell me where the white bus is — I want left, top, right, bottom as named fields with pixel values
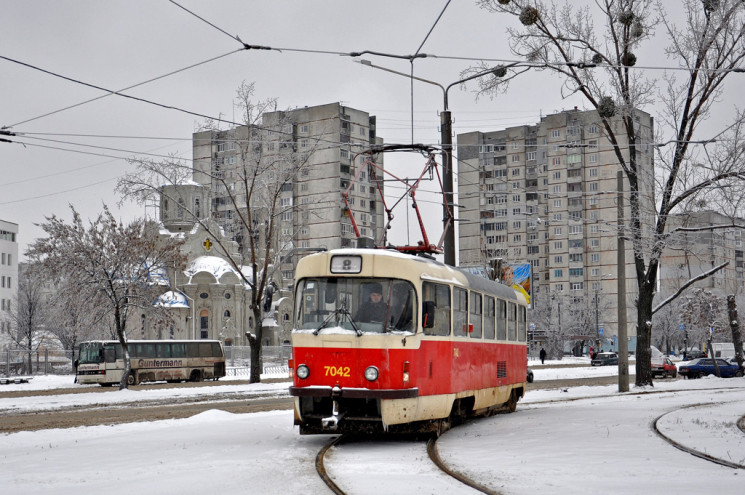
left=76, top=340, right=226, bottom=386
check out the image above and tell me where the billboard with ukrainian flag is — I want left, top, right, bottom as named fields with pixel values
left=500, top=263, right=532, bottom=307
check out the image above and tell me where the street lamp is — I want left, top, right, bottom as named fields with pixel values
left=357, top=60, right=526, bottom=266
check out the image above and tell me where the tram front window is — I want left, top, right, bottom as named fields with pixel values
left=296, top=278, right=416, bottom=334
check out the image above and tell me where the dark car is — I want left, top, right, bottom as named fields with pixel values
left=651, top=357, right=677, bottom=378
left=683, top=349, right=706, bottom=360
left=591, top=352, right=619, bottom=366
left=678, top=358, right=743, bottom=379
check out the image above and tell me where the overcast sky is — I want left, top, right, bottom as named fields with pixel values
left=2, top=1, right=739, bottom=260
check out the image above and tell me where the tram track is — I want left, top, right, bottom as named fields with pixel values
left=315, top=432, right=503, bottom=495
left=652, top=400, right=745, bottom=470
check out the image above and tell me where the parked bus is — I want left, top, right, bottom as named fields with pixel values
left=76, top=340, right=226, bottom=386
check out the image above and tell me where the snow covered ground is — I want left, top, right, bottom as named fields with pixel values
left=1, top=361, right=744, bottom=494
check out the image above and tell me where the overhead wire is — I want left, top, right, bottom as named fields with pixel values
left=3, top=50, right=244, bottom=129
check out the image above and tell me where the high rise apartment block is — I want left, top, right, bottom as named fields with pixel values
left=660, top=210, right=745, bottom=298
left=175, top=103, right=385, bottom=292
left=457, top=108, right=655, bottom=343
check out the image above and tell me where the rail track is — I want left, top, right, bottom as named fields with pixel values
left=315, top=433, right=502, bottom=495
left=652, top=399, right=745, bottom=470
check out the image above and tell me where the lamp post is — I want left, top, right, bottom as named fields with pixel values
left=357, top=60, right=524, bottom=266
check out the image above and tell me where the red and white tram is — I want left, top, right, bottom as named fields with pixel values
left=289, top=248, right=528, bottom=435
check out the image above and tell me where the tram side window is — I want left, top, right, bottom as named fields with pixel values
left=508, top=302, right=517, bottom=341
left=470, top=292, right=482, bottom=338
left=518, top=306, right=527, bottom=342
left=497, top=299, right=507, bottom=340
left=422, top=282, right=451, bottom=336
left=453, top=287, right=468, bottom=337
left=484, top=296, right=496, bottom=339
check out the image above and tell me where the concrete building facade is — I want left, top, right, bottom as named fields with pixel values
left=660, top=210, right=745, bottom=298
left=189, top=102, right=385, bottom=293
left=0, top=220, right=18, bottom=341
left=457, top=108, right=655, bottom=344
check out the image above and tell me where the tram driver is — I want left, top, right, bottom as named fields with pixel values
left=355, top=282, right=388, bottom=323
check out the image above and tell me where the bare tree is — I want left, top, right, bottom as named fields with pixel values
left=2, top=266, right=47, bottom=374
left=475, top=0, right=745, bottom=385
left=119, top=82, right=320, bottom=383
left=26, top=205, right=186, bottom=389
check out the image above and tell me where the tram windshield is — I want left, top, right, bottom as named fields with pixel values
left=295, top=277, right=416, bottom=334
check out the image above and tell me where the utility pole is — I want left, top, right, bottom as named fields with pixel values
left=441, top=109, right=455, bottom=266
left=617, top=170, right=629, bottom=392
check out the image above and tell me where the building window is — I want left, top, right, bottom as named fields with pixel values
left=591, top=253, right=600, bottom=262
left=589, top=168, right=598, bottom=177
left=553, top=157, right=561, bottom=165
left=570, top=282, right=584, bottom=291
left=589, top=154, right=598, bottom=163
left=569, top=268, right=584, bottom=277
left=554, top=269, right=563, bottom=277
left=552, top=130, right=561, bottom=138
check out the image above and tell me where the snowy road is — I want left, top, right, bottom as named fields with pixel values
left=1, top=367, right=744, bottom=494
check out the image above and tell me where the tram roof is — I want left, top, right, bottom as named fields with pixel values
left=300, top=248, right=524, bottom=303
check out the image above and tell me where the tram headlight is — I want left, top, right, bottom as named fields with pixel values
left=296, top=364, right=310, bottom=380
left=364, top=366, right=379, bottom=382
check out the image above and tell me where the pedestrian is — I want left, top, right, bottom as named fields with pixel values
left=590, top=347, right=595, bottom=360
left=539, top=347, right=547, bottom=365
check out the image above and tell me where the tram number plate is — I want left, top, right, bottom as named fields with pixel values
left=324, top=366, right=351, bottom=377
left=330, top=255, right=362, bottom=273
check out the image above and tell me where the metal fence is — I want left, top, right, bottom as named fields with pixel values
left=1, top=345, right=292, bottom=378
left=223, top=345, right=292, bottom=377
left=1, top=349, right=74, bottom=377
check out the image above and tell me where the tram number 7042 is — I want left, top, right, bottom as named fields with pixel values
left=324, top=366, right=351, bottom=377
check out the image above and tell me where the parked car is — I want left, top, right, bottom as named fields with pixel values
left=591, top=352, right=619, bottom=366
left=651, top=357, right=677, bottom=378
left=527, top=368, right=534, bottom=383
left=683, top=349, right=706, bottom=360
left=678, top=358, right=743, bottom=379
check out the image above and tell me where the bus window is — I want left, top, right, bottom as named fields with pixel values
left=156, top=343, right=172, bottom=358
left=508, top=302, right=517, bottom=341
left=187, top=343, right=200, bottom=358
left=484, top=296, right=495, bottom=339
left=453, top=287, right=468, bottom=337
left=497, top=299, right=507, bottom=340
left=422, top=282, right=450, bottom=336
left=470, top=292, right=482, bottom=338
left=211, top=342, right=223, bottom=357
left=199, top=343, right=213, bottom=357
left=518, top=306, right=527, bottom=341
left=104, top=344, right=116, bottom=363
left=172, top=343, right=187, bottom=358
left=135, top=343, right=156, bottom=358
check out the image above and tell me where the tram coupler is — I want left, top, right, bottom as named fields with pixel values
left=321, top=399, right=343, bottom=430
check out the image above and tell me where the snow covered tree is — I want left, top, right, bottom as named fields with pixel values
left=119, top=82, right=319, bottom=383
left=26, top=205, right=186, bottom=389
left=2, top=265, right=47, bottom=374
left=44, top=274, right=110, bottom=353
left=475, top=0, right=745, bottom=386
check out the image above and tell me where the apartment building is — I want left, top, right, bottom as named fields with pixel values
left=660, top=210, right=745, bottom=297
left=457, top=108, right=655, bottom=342
left=0, top=219, right=18, bottom=340
left=165, top=102, right=384, bottom=295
